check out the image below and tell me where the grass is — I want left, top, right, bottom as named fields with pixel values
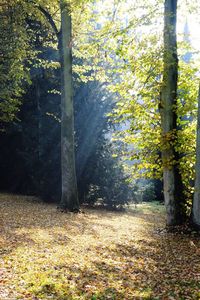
left=0, top=194, right=200, bottom=299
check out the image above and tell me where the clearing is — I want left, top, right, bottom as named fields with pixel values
left=0, top=194, right=200, bottom=300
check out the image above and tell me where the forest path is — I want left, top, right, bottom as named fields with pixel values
left=0, top=194, right=200, bottom=300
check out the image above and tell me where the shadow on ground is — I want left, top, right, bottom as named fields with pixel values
left=1, top=194, right=200, bottom=299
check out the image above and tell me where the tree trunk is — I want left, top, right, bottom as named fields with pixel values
left=160, top=0, right=185, bottom=226
left=36, top=79, right=41, bottom=165
left=192, top=84, right=200, bottom=228
left=59, top=0, right=79, bottom=211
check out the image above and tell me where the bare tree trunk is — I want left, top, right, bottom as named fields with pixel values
left=36, top=79, right=41, bottom=165
left=192, top=84, right=200, bottom=228
left=160, top=0, right=185, bottom=226
left=59, top=0, right=79, bottom=211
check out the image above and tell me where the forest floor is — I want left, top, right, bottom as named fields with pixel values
left=0, top=195, right=200, bottom=300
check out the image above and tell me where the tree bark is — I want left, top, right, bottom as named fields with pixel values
left=59, top=0, right=79, bottom=211
left=160, top=0, right=185, bottom=226
left=192, top=84, right=200, bottom=228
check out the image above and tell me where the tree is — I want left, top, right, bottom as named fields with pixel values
left=58, top=0, right=79, bottom=211
left=192, top=85, right=200, bottom=228
left=160, top=0, right=185, bottom=226
left=0, top=1, right=31, bottom=127
left=29, top=0, right=79, bottom=210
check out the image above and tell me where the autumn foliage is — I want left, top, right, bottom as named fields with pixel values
left=0, top=194, right=200, bottom=300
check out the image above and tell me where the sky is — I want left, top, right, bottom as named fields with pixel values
left=94, top=0, right=200, bottom=57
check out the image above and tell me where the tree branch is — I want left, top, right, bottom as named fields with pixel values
left=36, top=4, right=60, bottom=41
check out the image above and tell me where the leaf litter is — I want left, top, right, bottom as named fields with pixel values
left=0, top=194, right=200, bottom=299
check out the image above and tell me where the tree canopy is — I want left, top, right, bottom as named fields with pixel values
left=1, top=0, right=200, bottom=224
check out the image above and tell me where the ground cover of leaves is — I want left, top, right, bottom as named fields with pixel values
left=0, top=194, right=200, bottom=300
